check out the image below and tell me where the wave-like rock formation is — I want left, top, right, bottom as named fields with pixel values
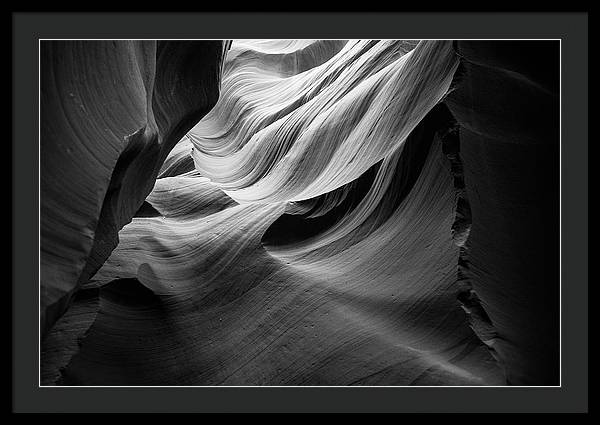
left=41, top=39, right=559, bottom=386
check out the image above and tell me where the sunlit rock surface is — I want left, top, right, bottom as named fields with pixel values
left=41, top=40, right=559, bottom=386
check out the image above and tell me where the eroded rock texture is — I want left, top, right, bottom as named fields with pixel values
left=41, top=40, right=559, bottom=386
left=445, top=41, right=560, bottom=385
left=40, top=41, right=229, bottom=336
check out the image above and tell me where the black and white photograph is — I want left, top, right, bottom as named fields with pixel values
left=39, top=38, right=561, bottom=387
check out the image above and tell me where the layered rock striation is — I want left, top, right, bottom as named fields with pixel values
left=41, top=40, right=559, bottom=386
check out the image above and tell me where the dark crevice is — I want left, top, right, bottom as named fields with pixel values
left=439, top=113, right=506, bottom=382
left=261, top=162, right=381, bottom=247
left=134, top=200, right=162, bottom=218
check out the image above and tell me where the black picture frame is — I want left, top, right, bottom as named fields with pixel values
left=12, top=12, right=588, bottom=413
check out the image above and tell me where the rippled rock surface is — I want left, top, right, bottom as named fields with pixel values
left=41, top=40, right=559, bottom=386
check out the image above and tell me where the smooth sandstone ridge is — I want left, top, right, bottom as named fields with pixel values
left=41, top=40, right=559, bottom=386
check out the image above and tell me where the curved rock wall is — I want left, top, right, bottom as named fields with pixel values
left=40, top=40, right=229, bottom=336
left=445, top=41, right=560, bottom=385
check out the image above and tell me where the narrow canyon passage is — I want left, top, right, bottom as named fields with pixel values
left=40, top=39, right=559, bottom=386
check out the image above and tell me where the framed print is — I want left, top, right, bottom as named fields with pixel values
left=12, top=11, right=588, bottom=413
